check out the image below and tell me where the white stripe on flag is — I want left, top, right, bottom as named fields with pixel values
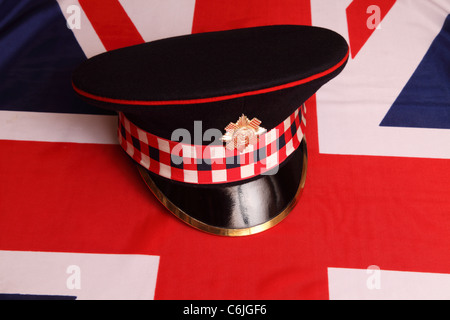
left=118, top=0, right=196, bottom=43
left=0, top=250, right=160, bottom=300
left=0, top=111, right=118, bottom=144
left=56, top=0, right=106, bottom=58
left=328, top=267, right=450, bottom=300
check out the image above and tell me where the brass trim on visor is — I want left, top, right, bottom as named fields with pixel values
left=137, top=140, right=308, bottom=237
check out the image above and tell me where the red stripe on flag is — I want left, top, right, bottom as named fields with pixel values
left=0, top=140, right=170, bottom=254
left=192, top=0, right=311, bottom=33
left=79, top=0, right=145, bottom=51
left=346, top=0, right=397, bottom=58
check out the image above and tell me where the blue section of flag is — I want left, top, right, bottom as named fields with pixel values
left=380, top=14, right=450, bottom=129
left=0, top=293, right=77, bottom=300
left=0, top=0, right=112, bottom=115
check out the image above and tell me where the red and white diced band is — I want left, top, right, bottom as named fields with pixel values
left=118, top=105, right=306, bottom=184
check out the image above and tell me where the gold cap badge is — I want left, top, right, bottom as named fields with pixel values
left=222, top=114, right=266, bottom=152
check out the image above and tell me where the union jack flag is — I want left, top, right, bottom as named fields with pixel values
left=0, top=0, right=449, bottom=300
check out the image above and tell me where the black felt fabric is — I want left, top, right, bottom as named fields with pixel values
left=124, top=79, right=325, bottom=141
left=72, top=25, right=348, bottom=142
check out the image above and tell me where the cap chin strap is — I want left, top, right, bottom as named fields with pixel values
left=118, top=104, right=306, bottom=185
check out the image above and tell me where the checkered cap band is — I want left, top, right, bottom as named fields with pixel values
left=118, top=105, right=306, bottom=184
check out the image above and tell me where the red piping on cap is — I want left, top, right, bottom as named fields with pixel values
left=73, top=49, right=349, bottom=106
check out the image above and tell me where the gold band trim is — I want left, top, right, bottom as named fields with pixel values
left=137, top=141, right=308, bottom=237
